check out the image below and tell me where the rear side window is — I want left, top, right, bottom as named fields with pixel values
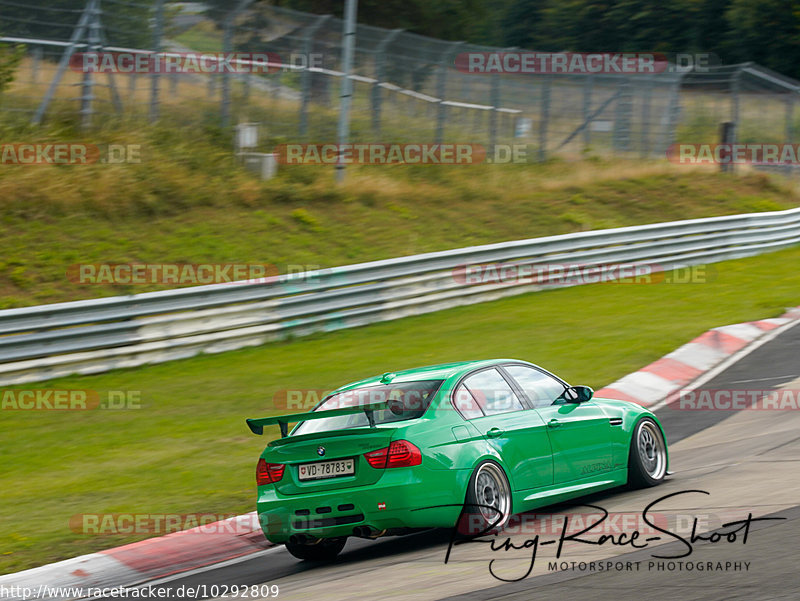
left=461, top=369, right=524, bottom=416
left=292, top=380, right=443, bottom=435
left=453, top=384, right=484, bottom=419
left=505, top=365, right=566, bottom=408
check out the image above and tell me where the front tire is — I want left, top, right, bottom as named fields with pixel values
left=628, top=417, right=667, bottom=488
left=459, top=461, right=512, bottom=536
left=284, top=537, right=347, bottom=561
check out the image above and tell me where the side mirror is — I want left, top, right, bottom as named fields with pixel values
left=560, top=385, right=594, bottom=404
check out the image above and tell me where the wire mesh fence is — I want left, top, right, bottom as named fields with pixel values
left=2, top=0, right=800, bottom=162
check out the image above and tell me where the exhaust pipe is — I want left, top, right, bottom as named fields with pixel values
left=352, top=526, right=393, bottom=539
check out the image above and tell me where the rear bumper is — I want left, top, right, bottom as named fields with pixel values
left=257, top=465, right=467, bottom=543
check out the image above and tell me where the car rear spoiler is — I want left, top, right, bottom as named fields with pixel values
left=246, top=401, right=389, bottom=437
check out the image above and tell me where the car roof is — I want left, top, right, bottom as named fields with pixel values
left=333, top=358, right=536, bottom=392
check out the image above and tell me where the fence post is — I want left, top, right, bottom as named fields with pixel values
left=488, top=47, right=515, bottom=149
left=149, top=0, right=164, bottom=122
left=221, top=0, right=253, bottom=128
left=242, top=66, right=252, bottom=105
left=371, top=28, right=403, bottom=135
left=612, top=80, right=633, bottom=153
left=80, top=0, right=103, bottom=129
left=31, top=46, right=42, bottom=84
left=335, top=0, right=357, bottom=183
left=639, top=74, right=653, bottom=157
left=33, top=0, right=95, bottom=125
left=489, top=70, right=501, bottom=149
left=658, top=74, right=683, bottom=154
left=435, top=41, right=464, bottom=145
left=720, top=121, right=736, bottom=173
left=538, top=75, right=551, bottom=161
left=730, top=65, right=742, bottom=146
left=299, top=14, right=332, bottom=138
left=582, top=74, right=593, bottom=149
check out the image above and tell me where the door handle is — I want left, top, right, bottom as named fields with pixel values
left=547, top=419, right=562, bottom=428
left=486, top=427, right=504, bottom=438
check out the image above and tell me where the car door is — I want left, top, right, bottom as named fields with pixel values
left=455, top=368, right=553, bottom=491
left=503, top=364, right=614, bottom=485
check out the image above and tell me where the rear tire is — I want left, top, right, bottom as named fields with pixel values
left=627, top=417, right=667, bottom=488
left=459, top=461, right=512, bottom=536
left=284, top=537, right=347, bottom=561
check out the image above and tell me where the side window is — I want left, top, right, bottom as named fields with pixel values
left=505, top=365, right=566, bottom=408
left=462, top=369, right=524, bottom=416
left=453, top=384, right=484, bottom=420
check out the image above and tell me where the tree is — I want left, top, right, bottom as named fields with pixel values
left=724, top=0, right=800, bottom=77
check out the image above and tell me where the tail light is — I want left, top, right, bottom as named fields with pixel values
left=256, top=458, right=285, bottom=485
left=364, top=440, right=422, bottom=469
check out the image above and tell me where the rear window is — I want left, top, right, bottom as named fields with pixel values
left=292, top=380, right=443, bottom=435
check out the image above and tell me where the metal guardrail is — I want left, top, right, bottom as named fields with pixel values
left=1, top=206, right=799, bottom=385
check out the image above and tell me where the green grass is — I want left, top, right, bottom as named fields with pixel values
left=0, top=114, right=797, bottom=309
left=1, top=244, right=800, bottom=574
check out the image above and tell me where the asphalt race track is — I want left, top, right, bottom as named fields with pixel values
left=114, top=321, right=800, bottom=601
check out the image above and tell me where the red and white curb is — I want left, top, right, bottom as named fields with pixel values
left=0, top=513, right=272, bottom=601
left=595, top=306, right=800, bottom=408
left=4, top=306, right=800, bottom=600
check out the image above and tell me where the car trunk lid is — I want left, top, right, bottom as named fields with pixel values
left=265, top=427, right=397, bottom=495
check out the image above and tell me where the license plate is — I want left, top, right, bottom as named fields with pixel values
left=298, top=458, right=355, bottom=481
